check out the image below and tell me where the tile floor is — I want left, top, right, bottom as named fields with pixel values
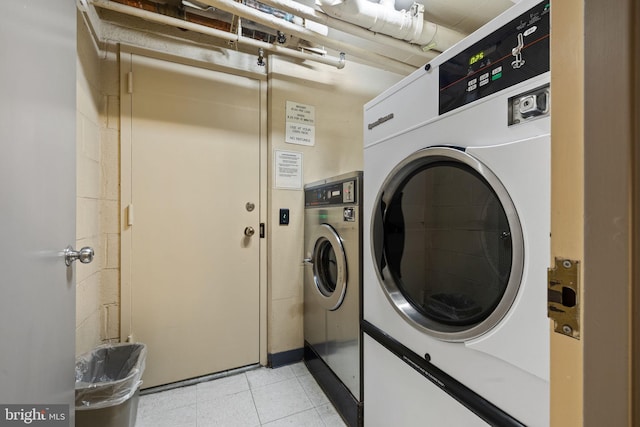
left=136, top=362, right=348, bottom=427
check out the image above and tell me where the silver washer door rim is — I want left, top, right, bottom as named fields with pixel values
left=372, top=146, right=524, bottom=341
left=313, top=223, right=348, bottom=311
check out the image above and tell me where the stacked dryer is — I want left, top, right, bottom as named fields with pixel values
left=363, top=1, right=550, bottom=426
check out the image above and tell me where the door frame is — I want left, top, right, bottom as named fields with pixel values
left=119, top=46, right=269, bottom=367
left=551, top=1, right=638, bottom=425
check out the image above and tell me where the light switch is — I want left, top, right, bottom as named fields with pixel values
left=279, top=208, right=289, bottom=225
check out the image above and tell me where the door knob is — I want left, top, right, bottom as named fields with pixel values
left=64, top=246, right=94, bottom=266
left=244, top=226, right=255, bottom=237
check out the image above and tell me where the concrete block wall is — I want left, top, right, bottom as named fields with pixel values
left=75, top=12, right=121, bottom=354
left=76, top=11, right=102, bottom=354
left=99, top=46, right=121, bottom=345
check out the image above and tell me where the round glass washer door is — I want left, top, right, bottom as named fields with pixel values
left=312, top=224, right=348, bottom=311
left=372, top=147, right=524, bottom=341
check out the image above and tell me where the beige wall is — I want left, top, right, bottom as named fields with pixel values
left=100, top=42, right=122, bottom=348
left=75, top=13, right=121, bottom=354
left=267, top=57, right=401, bottom=354
left=75, top=14, right=402, bottom=358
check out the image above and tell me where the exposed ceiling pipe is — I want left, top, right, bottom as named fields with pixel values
left=90, top=0, right=346, bottom=68
left=317, top=0, right=465, bottom=50
left=195, top=0, right=418, bottom=74
left=254, top=0, right=434, bottom=58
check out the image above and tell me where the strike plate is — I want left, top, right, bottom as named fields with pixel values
left=547, top=258, right=580, bottom=339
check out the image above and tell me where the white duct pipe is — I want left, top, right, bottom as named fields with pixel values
left=195, top=0, right=418, bottom=74
left=90, top=0, right=346, bottom=69
left=256, top=0, right=433, bottom=58
left=317, top=0, right=465, bottom=49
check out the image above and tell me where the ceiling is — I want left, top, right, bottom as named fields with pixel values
left=88, top=0, right=518, bottom=74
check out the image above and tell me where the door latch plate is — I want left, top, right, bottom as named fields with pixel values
left=547, top=258, right=580, bottom=339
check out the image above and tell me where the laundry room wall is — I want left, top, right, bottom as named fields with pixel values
left=267, top=56, right=401, bottom=358
left=75, top=11, right=402, bottom=359
left=75, top=11, right=121, bottom=354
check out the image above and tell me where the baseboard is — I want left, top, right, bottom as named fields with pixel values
left=267, top=348, right=304, bottom=368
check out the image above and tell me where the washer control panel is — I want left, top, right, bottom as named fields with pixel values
left=305, top=179, right=359, bottom=207
left=439, top=1, right=550, bottom=115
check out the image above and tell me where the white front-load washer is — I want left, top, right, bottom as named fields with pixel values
left=362, top=1, right=551, bottom=426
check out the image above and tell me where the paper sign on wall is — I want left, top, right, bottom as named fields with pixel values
left=274, top=150, right=303, bottom=190
left=285, top=101, right=315, bottom=146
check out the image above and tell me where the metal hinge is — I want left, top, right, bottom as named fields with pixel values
left=547, top=258, right=580, bottom=339
left=127, top=71, right=133, bottom=94
left=126, top=204, right=134, bottom=227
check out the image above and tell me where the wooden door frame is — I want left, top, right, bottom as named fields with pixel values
left=634, top=0, right=640, bottom=420
left=119, top=46, right=269, bottom=366
left=551, top=1, right=638, bottom=425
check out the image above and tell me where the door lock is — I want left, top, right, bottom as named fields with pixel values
left=244, top=226, right=255, bottom=237
left=547, top=257, right=580, bottom=339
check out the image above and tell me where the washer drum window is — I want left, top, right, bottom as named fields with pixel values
left=312, top=224, right=348, bottom=311
left=371, top=147, right=524, bottom=341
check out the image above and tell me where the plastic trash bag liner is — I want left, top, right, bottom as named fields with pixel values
left=75, top=343, right=147, bottom=410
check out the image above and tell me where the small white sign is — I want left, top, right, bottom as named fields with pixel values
left=274, top=150, right=303, bottom=190
left=285, top=101, right=315, bottom=146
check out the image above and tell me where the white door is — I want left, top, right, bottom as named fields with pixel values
left=121, top=54, right=262, bottom=388
left=0, top=0, right=77, bottom=423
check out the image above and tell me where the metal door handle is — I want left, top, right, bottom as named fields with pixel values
left=244, top=226, right=255, bottom=237
left=64, top=246, right=94, bottom=266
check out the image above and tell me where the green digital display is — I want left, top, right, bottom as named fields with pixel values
left=469, top=51, right=484, bottom=66
left=469, top=45, right=497, bottom=67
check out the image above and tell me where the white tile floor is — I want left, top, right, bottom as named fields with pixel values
left=136, top=362, right=348, bottom=427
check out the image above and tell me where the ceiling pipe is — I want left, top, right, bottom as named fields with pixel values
left=254, top=0, right=435, bottom=58
left=90, top=0, right=346, bottom=68
left=195, top=0, right=418, bottom=74
left=317, top=0, right=465, bottom=50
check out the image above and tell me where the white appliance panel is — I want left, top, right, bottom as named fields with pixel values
left=364, top=335, right=490, bottom=427
left=362, top=1, right=551, bottom=426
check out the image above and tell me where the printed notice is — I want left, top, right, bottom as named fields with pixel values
left=274, top=150, right=303, bottom=190
left=285, top=101, right=315, bottom=146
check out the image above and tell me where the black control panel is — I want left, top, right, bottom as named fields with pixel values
left=305, top=179, right=358, bottom=207
left=438, top=1, right=550, bottom=115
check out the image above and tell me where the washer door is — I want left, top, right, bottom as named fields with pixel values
left=311, top=224, right=348, bottom=311
left=372, top=147, right=524, bottom=341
